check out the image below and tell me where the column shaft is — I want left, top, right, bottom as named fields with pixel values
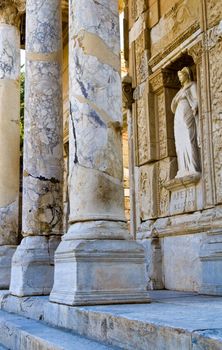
left=50, top=0, right=150, bottom=306
left=10, top=0, right=63, bottom=296
left=0, top=1, right=24, bottom=288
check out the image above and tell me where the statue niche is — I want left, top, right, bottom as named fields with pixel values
left=171, top=67, right=201, bottom=179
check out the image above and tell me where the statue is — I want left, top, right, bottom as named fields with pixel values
left=171, top=67, right=201, bottom=179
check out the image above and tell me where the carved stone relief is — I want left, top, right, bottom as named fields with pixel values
left=158, top=157, right=177, bottom=217
left=135, top=30, right=149, bottom=85
left=139, top=163, right=158, bottom=220
left=149, top=69, right=178, bottom=161
left=210, top=41, right=222, bottom=203
left=149, top=0, right=200, bottom=68
left=156, top=91, right=167, bottom=159
left=206, top=0, right=222, bottom=29
left=135, top=81, right=156, bottom=165
left=205, top=20, right=222, bottom=50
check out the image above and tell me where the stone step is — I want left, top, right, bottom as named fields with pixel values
left=0, top=309, right=120, bottom=350
left=1, top=291, right=222, bottom=349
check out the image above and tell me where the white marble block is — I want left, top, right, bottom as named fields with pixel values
left=50, top=238, right=150, bottom=305
left=10, top=236, right=60, bottom=296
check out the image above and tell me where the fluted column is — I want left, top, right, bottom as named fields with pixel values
left=0, top=0, right=25, bottom=288
left=10, top=0, right=63, bottom=296
left=50, top=0, right=149, bottom=305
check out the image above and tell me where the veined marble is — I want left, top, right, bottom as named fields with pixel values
left=50, top=0, right=149, bottom=306
left=0, top=2, right=24, bottom=288
left=22, top=0, right=63, bottom=236
left=10, top=0, right=63, bottom=296
left=0, top=24, right=20, bottom=79
left=68, top=0, right=124, bottom=224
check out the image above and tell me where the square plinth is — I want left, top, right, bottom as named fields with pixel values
left=50, top=239, right=150, bottom=305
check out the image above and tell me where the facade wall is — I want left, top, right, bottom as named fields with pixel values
left=125, top=0, right=222, bottom=293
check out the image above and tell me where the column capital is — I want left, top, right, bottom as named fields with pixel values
left=0, top=0, right=25, bottom=27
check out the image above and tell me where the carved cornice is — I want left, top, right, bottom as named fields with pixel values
left=187, top=41, right=203, bottom=63
left=149, top=69, right=180, bottom=93
left=149, top=22, right=199, bottom=70
left=0, top=0, right=25, bottom=27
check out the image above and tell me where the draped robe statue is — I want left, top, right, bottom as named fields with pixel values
left=171, top=67, right=201, bottom=179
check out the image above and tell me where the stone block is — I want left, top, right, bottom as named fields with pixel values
left=164, top=174, right=203, bottom=215
left=10, top=236, right=60, bottom=297
left=200, top=233, right=222, bottom=295
left=50, top=239, right=150, bottom=306
left=138, top=238, right=164, bottom=290
left=162, top=234, right=202, bottom=292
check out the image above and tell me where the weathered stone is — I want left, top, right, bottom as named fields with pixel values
left=139, top=163, right=158, bottom=220
left=0, top=1, right=24, bottom=289
left=50, top=239, right=149, bottom=306
left=2, top=292, right=222, bottom=350
left=0, top=309, right=116, bottom=350
left=10, top=236, right=60, bottom=297
left=162, top=234, right=202, bottom=292
left=50, top=0, right=149, bottom=306
left=10, top=0, right=63, bottom=297
left=0, top=246, right=16, bottom=289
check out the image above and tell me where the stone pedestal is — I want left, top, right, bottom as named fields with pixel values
left=10, top=236, right=60, bottom=297
left=50, top=238, right=149, bottom=305
left=50, top=0, right=149, bottom=306
left=10, top=0, right=63, bottom=296
left=0, top=1, right=25, bottom=288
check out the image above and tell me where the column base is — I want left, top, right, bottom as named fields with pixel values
left=50, top=239, right=150, bottom=306
left=199, top=233, right=222, bottom=295
left=0, top=245, right=17, bottom=289
left=10, top=236, right=60, bottom=297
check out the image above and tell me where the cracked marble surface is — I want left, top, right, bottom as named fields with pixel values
left=23, top=0, right=63, bottom=236
left=0, top=201, right=18, bottom=245
left=68, top=0, right=125, bottom=224
left=0, top=23, right=20, bottom=244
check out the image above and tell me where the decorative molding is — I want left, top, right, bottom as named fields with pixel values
left=204, top=20, right=222, bottom=50
left=188, top=41, right=203, bottom=63
left=0, top=0, right=25, bottom=27
left=137, top=206, right=222, bottom=239
left=164, top=173, right=201, bottom=191
left=149, top=23, right=199, bottom=70
left=149, top=69, right=180, bottom=93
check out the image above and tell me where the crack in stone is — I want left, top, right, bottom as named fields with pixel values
left=23, top=170, right=60, bottom=184
left=70, top=102, right=78, bottom=164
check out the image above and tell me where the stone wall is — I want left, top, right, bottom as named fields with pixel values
left=125, top=0, right=222, bottom=293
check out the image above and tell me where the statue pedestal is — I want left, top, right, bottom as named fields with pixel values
left=164, top=173, right=202, bottom=215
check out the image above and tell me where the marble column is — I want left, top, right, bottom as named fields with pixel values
left=0, top=1, right=25, bottom=288
left=50, top=0, right=149, bottom=305
left=10, top=0, right=63, bottom=296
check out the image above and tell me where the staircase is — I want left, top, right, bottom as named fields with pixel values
left=0, top=309, right=120, bottom=350
left=0, top=290, right=222, bottom=349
